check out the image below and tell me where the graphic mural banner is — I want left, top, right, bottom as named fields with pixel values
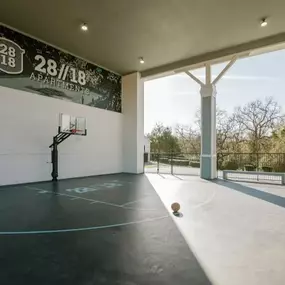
left=0, top=25, right=122, bottom=113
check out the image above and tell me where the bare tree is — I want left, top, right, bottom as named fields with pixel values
left=234, top=97, right=284, bottom=153
left=175, top=124, right=200, bottom=153
left=194, top=108, right=243, bottom=152
left=216, top=110, right=232, bottom=152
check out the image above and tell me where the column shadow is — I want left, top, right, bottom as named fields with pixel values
left=173, top=175, right=183, bottom=180
left=158, top=174, right=166, bottom=179
left=212, top=179, right=285, bottom=209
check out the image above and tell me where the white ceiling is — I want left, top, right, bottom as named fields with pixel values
left=1, top=0, right=285, bottom=77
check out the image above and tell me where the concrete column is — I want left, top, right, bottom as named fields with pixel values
left=200, top=84, right=217, bottom=179
left=122, top=72, right=144, bottom=173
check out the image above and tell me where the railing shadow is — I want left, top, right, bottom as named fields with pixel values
left=212, top=179, right=285, bottom=209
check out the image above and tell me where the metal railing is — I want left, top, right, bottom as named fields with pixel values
left=217, top=153, right=285, bottom=172
left=223, top=170, right=285, bottom=184
left=144, top=152, right=285, bottom=175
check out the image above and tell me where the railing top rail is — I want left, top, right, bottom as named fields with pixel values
left=149, top=152, right=285, bottom=155
left=223, top=170, right=284, bottom=176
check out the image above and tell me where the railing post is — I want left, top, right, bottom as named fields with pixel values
left=256, top=153, right=257, bottom=170
left=217, top=153, right=219, bottom=171
left=282, top=173, right=285, bottom=185
left=142, top=148, right=145, bottom=174
left=157, top=152, right=160, bottom=174
left=171, top=151, right=173, bottom=175
left=257, top=153, right=259, bottom=181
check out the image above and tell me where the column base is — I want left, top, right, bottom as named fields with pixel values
left=200, top=155, right=217, bottom=180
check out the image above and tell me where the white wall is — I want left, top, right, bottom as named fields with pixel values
left=0, top=86, right=123, bottom=185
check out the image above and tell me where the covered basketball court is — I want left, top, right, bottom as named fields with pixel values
left=1, top=1, right=285, bottom=284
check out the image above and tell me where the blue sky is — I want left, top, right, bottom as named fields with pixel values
left=144, top=49, right=285, bottom=134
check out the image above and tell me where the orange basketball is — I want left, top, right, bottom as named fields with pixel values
left=171, top=202, right=180, bottom=213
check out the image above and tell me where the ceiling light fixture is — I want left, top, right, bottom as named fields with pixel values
left=81, top=23, right=88, bottom=31
left=260, top=18, right=268, bottom=27
left=139, top=57, right=145, bottom=64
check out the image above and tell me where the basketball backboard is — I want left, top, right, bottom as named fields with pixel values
left=59, top=113, right=87, bottom=135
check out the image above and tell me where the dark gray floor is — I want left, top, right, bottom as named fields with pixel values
left=0, top=174, right=212, bottom=285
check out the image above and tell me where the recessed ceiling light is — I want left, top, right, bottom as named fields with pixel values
left=260, top=18, right=268, bottom=27
left=81, top=23, right=88, bottom=31
left=139, top=57, right=145, bottom=64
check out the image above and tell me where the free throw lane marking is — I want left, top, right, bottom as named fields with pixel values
left=121, top=196, right=150, bottom=206
left=25, top=186, right=122, bottom=208
left=25, top=186, right=161, bottom=212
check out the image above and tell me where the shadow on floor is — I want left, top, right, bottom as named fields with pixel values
left=158, top=173, right=166, bottom=179
left=157, top=174, right=183, bottom=180
left=213, top=179, right=285, bottom=209
left=145, top=171, right=200, bottom=178
left=173, top=175, right=183, bottom=180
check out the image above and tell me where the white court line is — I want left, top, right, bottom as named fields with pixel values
left=121, top=196, right=149, bottom=206
left=25, top=186, right=122, bottom=208
left=123, top=206, right=160, bottom=211
left=192, top=189, right=217, bottom=210
left=25, top=186, right=161, bottom=212
left=0, top=215, right=169, bottom=235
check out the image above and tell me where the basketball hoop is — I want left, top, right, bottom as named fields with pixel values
left=59, top=113, right=87, bottom=136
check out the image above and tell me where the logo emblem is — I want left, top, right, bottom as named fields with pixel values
left=0, top=37, right=25, bottom=74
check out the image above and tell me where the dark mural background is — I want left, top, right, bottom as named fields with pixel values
left=0, top=25, right=122, bottom=113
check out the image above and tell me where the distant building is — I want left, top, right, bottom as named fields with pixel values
left=144, top=136, right=150, bottom=162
